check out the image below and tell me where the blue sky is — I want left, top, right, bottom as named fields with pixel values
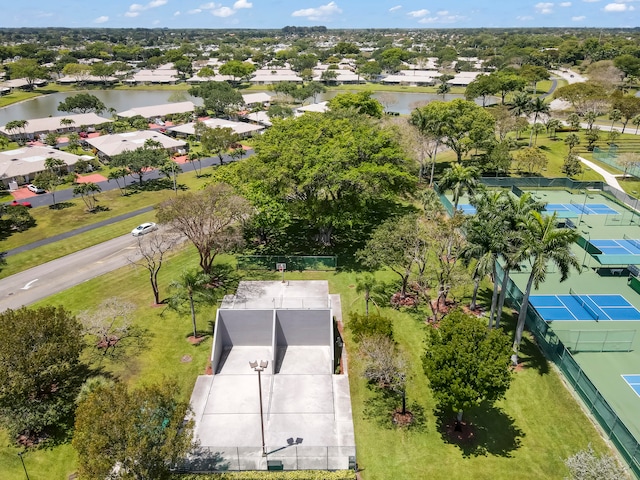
left=4, top=1, right=640, bottom=29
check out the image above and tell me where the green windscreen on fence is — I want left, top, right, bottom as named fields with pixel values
left=630, top=276, right=640, bottom=296
left=236, top=255, right=337, bottom=271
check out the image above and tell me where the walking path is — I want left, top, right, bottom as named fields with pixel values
left=577, top=156, right=623, bottom=190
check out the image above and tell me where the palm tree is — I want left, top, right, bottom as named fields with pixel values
left=564, top=133, right=580, bottom=153
left=632, top=114, right=640, bottom=134
left=512, top=211, right=580, bottom=360
left=528, top=97, right=550, bottom=147
left=169, top=269, right=212, bottom=339
left=509, top=92, right=531, bottom=118
left=584, top=111, right=597, bottom=131
left=410, top=108, right=448, bottom=186
left=73, top=182, right=102, bottom=212
left=354, top=273, right=378, bottom=316
left=609, top=108, right=622, bottom=131
left=438, top=163, right=480, bottom=210
left=59, top=117, right=75, bottom=131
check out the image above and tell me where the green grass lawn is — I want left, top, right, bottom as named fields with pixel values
left=0, top=253, right=616, bottom=479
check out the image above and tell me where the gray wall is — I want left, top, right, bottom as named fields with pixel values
left=211, top=310, right=225, bottom=370
left=276, top=310, right=331, bottom=346
left=218, top=310, right=273, bottom=346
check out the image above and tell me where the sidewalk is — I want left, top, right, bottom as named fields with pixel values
left=577, top=156, right=623, bottom=190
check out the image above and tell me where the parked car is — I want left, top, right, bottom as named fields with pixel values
left=9, top=200, right=32, bottom=208
left=131, top=222, right=158, bottom=236
left=26, top=184, right=45, bottom=194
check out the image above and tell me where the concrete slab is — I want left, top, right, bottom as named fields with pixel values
left=277, top=346, right=331, bottom=374
left=221, top=281, right=330, bottom=309
left=269, top=375, right=334, bottom=414
left=204, top=375, right=271, bottom=414
left=216, top=346, right=273, bottom=375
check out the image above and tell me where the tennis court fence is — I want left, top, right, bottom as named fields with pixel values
left=496, top=261, right=640, bottom=478
left=559, top=329, right=636, bottom=353
left=236, top=255, right=338, bottom=271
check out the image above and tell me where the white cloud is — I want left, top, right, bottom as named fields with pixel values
left=200, top=2, right=216, bottom=8
left=408, top=9, right=430, bottom=17
left=418, top=14, right=464, bottom=24
left=517, top=15, right=534, bottom=20
left=291, top=2, right=343, bottom=20
left=603, top=2, right=634, bottom=10
left=559, top=1, right=572, bottom=6
left=125, top=0, right=167, bottom=17
left=572, top=14, right=586, bottom=19
left=437, top=10, right=449, bottom=15
left=583, top=0, right=599, bottom=2
left=174, top=10, right=181, bottom=15
left=94, top=15, right=109, bottom=23
left=389, top=5, right=402, bottom=12
left=188, top=8, right=202, bottom=14
left=212, top=6, right=235, bottom=16
left=535, top=2, right=554, bottom=14
left=233, top=0, right=252, bottom=8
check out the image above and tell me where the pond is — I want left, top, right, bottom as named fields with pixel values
left=0, top=88, right=497, bottom=125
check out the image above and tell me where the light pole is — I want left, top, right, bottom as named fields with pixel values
left=579, top=189, right=588, bottom=224
left=250, top=360, right=268, bottom=456
left=17, top=451, right=30, bottom=480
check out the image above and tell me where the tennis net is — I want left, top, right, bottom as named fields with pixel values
left=570, top=200, right=590, bottom=214
left=569, top=288, right=600, bottom=321
left=623, top=234, right=640, bottom=251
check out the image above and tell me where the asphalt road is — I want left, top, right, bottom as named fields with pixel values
left=1, top=231, right=148, bottom=311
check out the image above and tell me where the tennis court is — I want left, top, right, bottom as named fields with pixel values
left=622, top=375, right=640, bottom=397
left=544, top=203, right=619, bottom=216
left=590, top=238, right=640, bottom=256
left=529, top=293, right=640, bottom=321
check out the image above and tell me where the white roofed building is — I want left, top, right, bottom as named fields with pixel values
left=86, top=130, right=187, bottom=161
left=0, top=113, right=112, bottom=141
left=250, top=68, right=302, bottom=85
left=169, top=118, right=264, bottom=138
left=118, top=102, right=196, bottom=120
left=242, top=92, right=272, bottom=108
left=448, top=71, right=485, bottom=86
left=0, top=145, right=86, bottom=187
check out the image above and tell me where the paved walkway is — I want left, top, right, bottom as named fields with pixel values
left=577, top=156, right=623, bottom=190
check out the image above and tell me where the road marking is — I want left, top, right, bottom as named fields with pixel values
left=21, top=279, right=39, bottom=290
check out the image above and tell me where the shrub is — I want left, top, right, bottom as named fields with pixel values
left=348, top=312, right=393, bottom=342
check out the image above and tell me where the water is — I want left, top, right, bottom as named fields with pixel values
left=0, top=88, right=496, bottom=125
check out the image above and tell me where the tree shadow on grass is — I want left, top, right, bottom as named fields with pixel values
left=435, top=404, right=525, bottom=458
left=49, top=201, right=73, bottom=210
left=362, top=384, right=428, bottom=433
left=499, top=309, right=550, bottom=375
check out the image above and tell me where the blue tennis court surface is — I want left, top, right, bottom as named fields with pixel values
left=591, top=239, right=640, bottom=256
left=529, top=294, right=640, bottom=321
left=622, top=375, right=640, bottom=397
left=544, top=203, right=619, bottom=215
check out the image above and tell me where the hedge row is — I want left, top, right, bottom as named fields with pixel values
left=175, top=471, right=355, bottom=480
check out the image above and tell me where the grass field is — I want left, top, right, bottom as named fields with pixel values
left=0, top=249, right=618, bottom=479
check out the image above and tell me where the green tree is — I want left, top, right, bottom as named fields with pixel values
left=328, top=91, right=383, bottom=118
left=267, top=104, right=294, bottom=119
left=514, top=146, right=548, bottom=174
left=612, top=96, right=640, bottom=133
left=348, top=311, right=392, bottom=342
left=567, top=113, right=581, bottom=130
left=0, top=306, right=85, bottom=440
left=493, top=71, right=527, bottom=104
left=156, top=183, right=251, bottom=274
left=465, top=74, right=498, bottom=107
left=110, top=146, right=165, bottom=185
left=562, top=152, right=583, bottom=177
left=564, top=133, right=581, bottom=153
left=200, top=126, right=239, bottom=164
left=219, top=60, right=256, bottom=84
left=585, top=127, right=601, bottom=151
left=513, top=212, right=580, bottom=358
left=90, top=62, right=116, bottom=84
left=357, top=215, right=421, bottom=298
left=108, top=168, right=130, bottom=195
left=413, top=99, right=496, bottom=161
left=439, top=163, right=480, bottom=210
left=189, top=81, right=243, bottom=118
left=554, top=82, right=607, bottom=115
left=614, top=54, right=640, bottom=78
left=57, top=93, right=107, bottom=114
left=519, top=65, right=550, bottom=94
left=423, top=310, right=513, bottom=427
left=609, top=108, right=622, bottom=131
left=168, top=269, right=214, bottom=339
left=5, top=119, right=29, bottom=144
left=8, top=58, right=48, bottom=89
left=73, top=182, right=102, bottom=212
left=62, top=63, right=91, bottom=83
left=232, top=112, right=414, bottom=246
left=73, top=380, right=194, bottom=480
left=34, top=169, right=62, bottom=206
left=354, top=273, right=379, bottom=317
left=528, top=97, right=550, bottom=147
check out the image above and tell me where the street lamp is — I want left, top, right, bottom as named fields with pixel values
left=249, top=360, right=268, bottom=456
left=17, top=450, right=30, bottom=480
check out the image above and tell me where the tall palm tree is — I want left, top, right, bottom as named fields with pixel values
left=528, top=97, right=550, bottom=147
left=509, top=92, right=531, bottom=118
left=494, top=192, right=545, bottom=328
left=438, top=163, right=480, bottom=210
left=355, top=273, right=378, bottom=316
left=512, top=212, right=580, bottom=359
left=410, top=108, right=447, bottom=187
left=169, top=269, right=212, bottom=339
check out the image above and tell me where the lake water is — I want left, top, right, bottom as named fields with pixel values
left=0, top=88, right=496, bottom=125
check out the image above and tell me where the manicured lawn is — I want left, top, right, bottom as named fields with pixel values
left=0, top=245, right=618, bottom=479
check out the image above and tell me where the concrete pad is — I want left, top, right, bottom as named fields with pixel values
left=217, top=346, right=273, bottom=375
left=221, top=281, right=330, bottom=309
left=277, top=346, right=331, bottom=374
left=204, top=374, right=272, bottom=414
left=269, top=375, right=334, bottom=414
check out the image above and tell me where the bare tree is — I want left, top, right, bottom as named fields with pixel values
left=359, top=335, right=410, bottom=415
left=156, top=183, right=251, bottom=275
left=129, top=230, right=179, bottom=305
left=386, top=116, right=439, bottom=182
left=564, top=445, right=629, bottom=480
left=78, top=298, right=144, bottom=361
